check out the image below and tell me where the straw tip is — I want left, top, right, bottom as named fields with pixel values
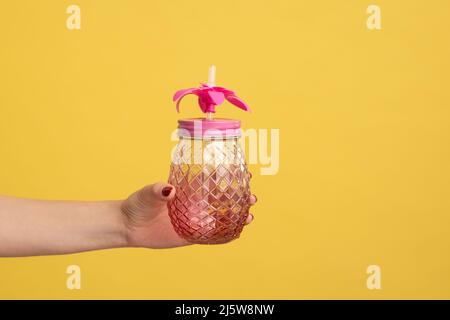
left=207, top=65, right=216, bottom=87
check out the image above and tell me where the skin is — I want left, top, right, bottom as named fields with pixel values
left=0, top=182, right=256, bottom=257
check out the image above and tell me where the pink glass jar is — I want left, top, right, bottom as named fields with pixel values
left=168, top=118, right=251, bottom=244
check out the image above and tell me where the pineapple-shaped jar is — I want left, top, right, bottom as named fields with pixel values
left=168, top=66, right=251, bottom=244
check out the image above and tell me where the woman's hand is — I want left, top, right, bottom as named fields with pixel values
left=121, top=182, right=257, bottom=249
left=0, top=182, right=256, bottom=257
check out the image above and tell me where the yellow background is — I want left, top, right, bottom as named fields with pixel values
left=1, top=0, right=450, bottom=299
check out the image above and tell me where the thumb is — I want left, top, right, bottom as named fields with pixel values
left=136, top=182, right=176, bottom=206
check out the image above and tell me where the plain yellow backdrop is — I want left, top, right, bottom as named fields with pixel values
left=1, top=0, right=450, bottom=299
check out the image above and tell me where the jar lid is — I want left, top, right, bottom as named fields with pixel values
left=178, top=118, right=241, bottom=138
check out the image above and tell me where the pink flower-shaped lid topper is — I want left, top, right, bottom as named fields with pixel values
left=173, top=66, right=250, bottom=115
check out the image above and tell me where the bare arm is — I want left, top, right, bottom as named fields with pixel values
left=0, top=196, right=126, bottom=256
left=0, top=183, right=256, bottom=257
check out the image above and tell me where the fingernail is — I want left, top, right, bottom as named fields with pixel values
left=162, top=187, right=173, bottom=197
left=253, top=195, right=257, bottom=203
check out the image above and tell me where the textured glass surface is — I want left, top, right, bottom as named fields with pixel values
left=168, top=137, right=251, bottom=244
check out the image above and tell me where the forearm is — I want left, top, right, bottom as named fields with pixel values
left=0, top=196, right=128, bottom=257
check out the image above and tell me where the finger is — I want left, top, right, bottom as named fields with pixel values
left=138, top=182, right=176, bottom=205
left=152, top=182, right=176, bottom=202
left=249, top=194, right=257, bottom=206
left=245, top=213, right=254, bottom=225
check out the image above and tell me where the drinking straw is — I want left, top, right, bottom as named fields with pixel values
left=206, top=65, right=216, bottom=120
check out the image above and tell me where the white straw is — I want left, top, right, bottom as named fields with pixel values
left=207, top=65, right=216, bottom=87
left=206, top=65, right=216, bottom=120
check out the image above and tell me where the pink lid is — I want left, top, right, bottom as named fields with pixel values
left=173, top=67, right=249, bottom=139
left=178, top=118, right=241, bottom=138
